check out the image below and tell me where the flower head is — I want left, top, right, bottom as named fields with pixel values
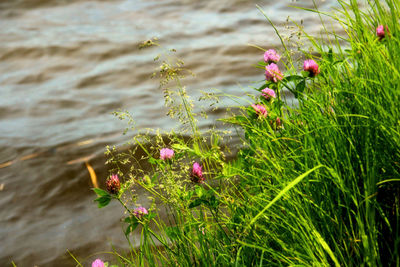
left=264, top=49, right=280, bottom=64
left=191, top=162, right=204, bottom=183
left=160, top=148, right=174, bottom=160
left=251, top=104, right=268, bottom=118
left=92, top=259, right=105, bottom=267
left=376, top=25, right=388, bottom=40
left=261, top=88, right=276, bottom=100
left=133, top=206, right=148, bottom=219
left=303, top=59, right=320, bottom=77
left=265, top=63, right=283, bottom=82
left=106, top=174, right=120, bottom=195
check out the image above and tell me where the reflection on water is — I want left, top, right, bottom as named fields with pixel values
left=0, top=0, right=339, bottom=265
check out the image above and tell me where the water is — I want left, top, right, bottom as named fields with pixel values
left=0, top=0, right=340, bottom=265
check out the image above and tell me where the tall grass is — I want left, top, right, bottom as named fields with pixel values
left=87, top=0, right=400, bottom=266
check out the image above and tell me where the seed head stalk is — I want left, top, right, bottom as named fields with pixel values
left=176, top=77, right=199, bottom=138
left=175, top=76, right=216, bottom=174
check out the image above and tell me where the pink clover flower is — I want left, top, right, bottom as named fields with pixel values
left=265, top=63, right=283, bottom=82
left=160, top=148, right=174, bottom=160
left=264, top=49, right=280, bottom=64
left=303, top=59, right=320, bottom=77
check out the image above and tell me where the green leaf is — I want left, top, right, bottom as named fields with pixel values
left=148, top=157, right=158, bottom=165
left=124, top=216, right=139, bottom=235
left=94, top=195, right=112, bottom=208
left=207, top=195, right=219, bottom=209
left=296, top=80, right=306, bottom=93
left=189, top=198, right=206, bottom=208
left=147, top=212, right=157, bottom=220
left=92, top=188, right=109, bottom=197
left=257, top=60, right=267, bottom=66
left=124, top=216, right=133, bottom=223
left=151, top=173, right=158, bottom=183
left=301, top=71, right=310, bottom=77
left=194, top=185, right=204, bottom=198
left=185, top=190, right=194, bottom=201
left=125, top=222, right=139, bottom=235
left=327, top=47, right=333, bottom=61
left=283, top=75, right=303, bottom=83
left=293, top=80, right=306, bottom=98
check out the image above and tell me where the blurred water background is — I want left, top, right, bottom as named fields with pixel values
left=0, top=0, right=340, bottom=265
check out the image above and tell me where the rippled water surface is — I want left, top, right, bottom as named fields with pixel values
left=0, top=0, right=340, bottom=265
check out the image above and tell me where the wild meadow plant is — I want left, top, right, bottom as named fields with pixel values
left=83, top=0, right=399, bottom=266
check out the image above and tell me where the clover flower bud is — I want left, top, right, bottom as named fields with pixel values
left=261, top=88, right=276, bottom=100
left=264, top=49, right=280, bottom=64
left=106, top=174, right=120, bottom=195
left=191, top=162, right=204, bottom=183
left=160, top=148, right=174, bottom=160
left=265, top=63, right=283, bottom=82
left=303, top=59, right=320, bottom=77
left=276, top=117, right=282, bottom=128
left=142, top=175, right=151, bottom=185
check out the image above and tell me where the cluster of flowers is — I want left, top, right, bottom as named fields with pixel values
left=104, top=147, right=204, bottom=213
left=264, top=49, right=283, bottom=82
left=253, top=23, right=388, bottom=128
left=105, top=174, right=149, bottom=214
left=96, top=23, right=390, bottom=267
left=251, top=88, right=276, bottom=118
left=105, top=174, right=148, bottom=219
left=252, top=49, right=320, bottom=126
left=264, top=48, right=320, bottom=83
left=159, top=148, right=204, bottom=183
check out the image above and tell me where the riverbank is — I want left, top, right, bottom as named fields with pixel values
left=1, top=1, right=344, bottom=266
left=86, top=0, right=400, bottom=266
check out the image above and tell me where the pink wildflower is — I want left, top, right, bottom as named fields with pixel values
left=160, top=148, right=174, bottom=160
left=251, top=104, right=268, bottom=118
left=133, top=206, right=148, bottom=219
left=261, top=88, right=276, bottom=100
left=191, top=162, right=204, bottom=183
left=303, top=59, right=320, bottom=77
left=265, top=63, right=283, bottom=82
left=376, top=25, right=388, bottom=40
left=264, top=49, right=280, bottom=64
left=106, top=174, right=120, bottom=195
left=92, top=259, right=105, bottom=267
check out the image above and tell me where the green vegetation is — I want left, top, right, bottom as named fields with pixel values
left=86, top=0, right=400, bottom=266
